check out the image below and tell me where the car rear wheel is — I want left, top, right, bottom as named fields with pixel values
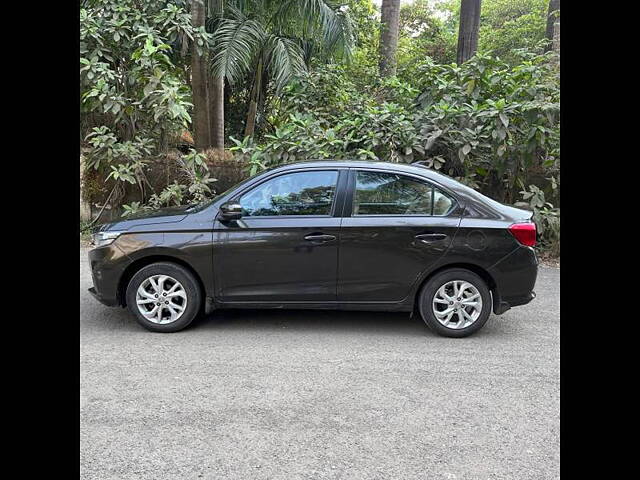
left=125, top=262, right=201, bottom=333
left=418, top=268, right=491, bottom=338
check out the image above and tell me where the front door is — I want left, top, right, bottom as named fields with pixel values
left=214, top=169, right=345, bottom=303
left=338, top=169, right=462, bottom=303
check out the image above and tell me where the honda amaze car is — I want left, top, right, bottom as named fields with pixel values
left=88, top=160, right=537, bottom=338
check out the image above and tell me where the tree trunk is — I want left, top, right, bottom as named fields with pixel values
left=80, top=153, right=92, bottom=222
left=190, top=0, right=210, bottom=150
left=545, top=0, right=560, bottom=52
left=378, top=0, right=401, bottom=77
left=209, top=78, right=225, bottom=149
left=244, top=58, right=263, bottom=138
left=456, top=0, right=482, bottom=65
left=208, top=0, right=225, bottom=150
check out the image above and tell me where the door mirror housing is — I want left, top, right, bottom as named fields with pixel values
left=219, top=202, right=243, bottom=221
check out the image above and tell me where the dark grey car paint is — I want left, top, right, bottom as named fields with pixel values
left=89, top=161, right=537, bottom=317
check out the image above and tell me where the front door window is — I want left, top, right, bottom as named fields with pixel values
left=239, top=170, right=339, bottom=217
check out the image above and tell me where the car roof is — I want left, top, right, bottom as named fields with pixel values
left=272, top=159, right=424, bottom=171
left=270, top=160, right=461, bottom=189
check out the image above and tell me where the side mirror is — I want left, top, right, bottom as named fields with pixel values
left=219, top=202, right=243, bottom=221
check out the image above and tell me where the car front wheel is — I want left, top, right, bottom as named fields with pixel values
left=418, top=268, right=492, bottom=338
left=125, top=262, right=202, bottom=333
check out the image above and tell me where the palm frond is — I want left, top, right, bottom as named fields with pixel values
left=264, top=35, right=307, bottom=94
left=274, top=0, right=330, bottom=35
left=209, top=6, right=265, bottom=85
left=321, top=6, right=354, bottom=61
left=297, top=38, right=319, bottom=66
left=274, top=0, right=354, bottom=61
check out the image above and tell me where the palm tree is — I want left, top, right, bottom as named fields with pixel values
left=378, top=0, right=401, bottom=77
left=191, top=0, right=211, bottom=150
left=208, top=0, right=225, bottom=150
left=208, top=0, right=354, bottom=138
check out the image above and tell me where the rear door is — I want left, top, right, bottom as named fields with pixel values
left=214, top=168, right=347, bottom=303
left=337, top=168, right=462, bottom=303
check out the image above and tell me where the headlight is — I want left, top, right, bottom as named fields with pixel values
left=91, top=231, right=123, bottom=247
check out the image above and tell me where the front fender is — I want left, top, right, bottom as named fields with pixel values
left=114, top=231, right=216, bottom=303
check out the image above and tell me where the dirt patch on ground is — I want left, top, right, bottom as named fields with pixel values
left=538, top=252, right=560, bottom=268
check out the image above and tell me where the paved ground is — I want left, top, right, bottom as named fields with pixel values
left=80, top=247, right=559, bottom=480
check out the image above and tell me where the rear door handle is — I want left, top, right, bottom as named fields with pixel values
left=304, top=233, right=336, bottom=243
left=415, top=233, right=448, bottom=243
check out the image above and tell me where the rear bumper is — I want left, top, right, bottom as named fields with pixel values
left=494, top=290, right=536, bottom=315
left=489, top=246, right=538, bottom=315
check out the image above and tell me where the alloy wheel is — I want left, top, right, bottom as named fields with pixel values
left=136, top=274, right=188, bottom=324
left=432, top=280, right=483, bottom=330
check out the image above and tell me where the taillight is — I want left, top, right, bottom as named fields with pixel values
left=508, top=222, right=537, bottom=247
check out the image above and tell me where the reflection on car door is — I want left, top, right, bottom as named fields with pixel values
left=338, top=168, right=462, bottom=303
left=214, top=169, right=347, bottom=303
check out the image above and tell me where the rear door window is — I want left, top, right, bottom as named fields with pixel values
left=353, top=170, right=455, bottom=216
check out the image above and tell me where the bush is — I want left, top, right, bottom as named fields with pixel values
left=412, top=49, right=559, bottom=204
left=81, top=125, right=220, bottom=218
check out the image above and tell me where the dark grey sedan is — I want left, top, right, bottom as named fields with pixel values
left=88, top=160, right=537, bottom=337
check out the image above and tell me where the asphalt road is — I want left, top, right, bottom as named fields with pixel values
left=80, top=247, right=559, bottom=480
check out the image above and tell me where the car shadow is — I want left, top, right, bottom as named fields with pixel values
left=82, top=292, right=510, bottom=339
left=191, top=308, right=432, bottom=338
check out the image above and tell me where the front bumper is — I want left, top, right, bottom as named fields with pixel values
left=88, top=286, right=119, bottom=307
left=87, top=243, right=133, bottom=307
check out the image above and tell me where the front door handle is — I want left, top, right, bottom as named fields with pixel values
left=415, top=233, right=448, bottom=243
left=304, top=233, right=336, bottom=243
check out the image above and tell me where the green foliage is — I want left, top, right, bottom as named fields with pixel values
left=519, top=184, right=560, bottom=255
left=85, top=126, right=153, bottom=171
left=413, top=49, right=559, bottom=204
left=396, top=0, right=457, bottom=80
left=480, top=1, right=548, bottom=63
left=209, top=0, right=356, bottom=140
left=341, top=0, right=379, bottom=84
left=230, top=64, right=423, bottom=171
left=83, top=126, right=216, bottom=218
left=80, top=0, right=202, bottom=145
left=81, top=0, right=218, bottom=216
left=443, top=0, right=549, bottom=64
left=121, top=149, right=216, bottom=216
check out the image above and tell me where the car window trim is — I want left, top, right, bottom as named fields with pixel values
left=345, top=167, right=459, bottom=218
left=229, top=168, right=345, bottom=219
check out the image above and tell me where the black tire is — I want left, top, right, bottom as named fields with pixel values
left=418, top=268, right=492, bottom=338
left=125, top=262, right=202, bottom=333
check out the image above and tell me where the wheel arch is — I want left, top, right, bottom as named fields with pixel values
left=117, top=254, right=206, bottom=311
left=412, top=262, right=498, bottom=313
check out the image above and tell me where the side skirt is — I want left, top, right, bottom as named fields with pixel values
left=207, top=297, right=413, bottom=313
